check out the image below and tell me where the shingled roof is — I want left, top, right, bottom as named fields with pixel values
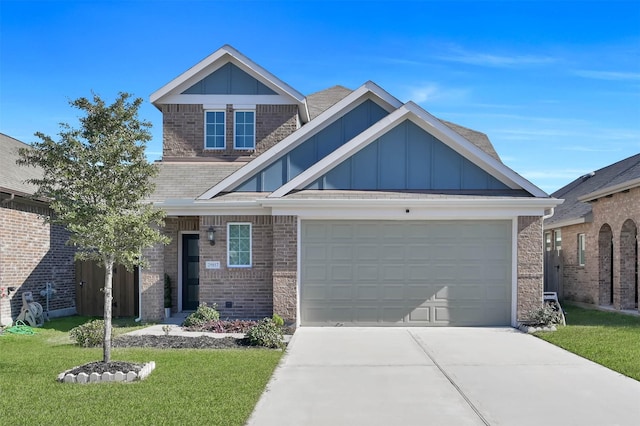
left=545, top=153, right=640, bottom=228
left=305, top=86, right=502, bottom=162
left=0, top=133, right=42, bottom=197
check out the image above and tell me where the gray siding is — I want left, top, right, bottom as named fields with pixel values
left=182, top=63, right=277, bottom=95
left=234, top=99, right=389, bottom=191
left=307, top=120, right=509, bottom=191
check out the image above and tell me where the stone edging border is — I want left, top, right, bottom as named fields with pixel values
left=57, top=361, right=156, bottom=384
left=518, top=324, right=557, bottom=334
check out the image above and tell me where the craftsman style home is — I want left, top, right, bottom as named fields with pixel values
left=140, top=45, right=561, bottom=326
left=544, top=154, right=639, bottom=313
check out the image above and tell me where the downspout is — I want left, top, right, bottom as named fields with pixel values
left=135, top=260, right=143, bottom=322
left=543, top=207, right=555, bottom=220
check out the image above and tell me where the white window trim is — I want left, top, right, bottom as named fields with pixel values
left=204, top=110, right=226, bottom=150
left=578, top=233, right=586, bottom=266
left=227, top=222, right=252, bottom=268
left=233, top=110, right=256, bottom=150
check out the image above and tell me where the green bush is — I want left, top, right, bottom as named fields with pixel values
left=245, top=318, right=284, bottom=349
left=182, top=303, right=220, bottom=327
left=69, top=319, right=105, bottom=347
left=527, top=304, right=564, bottom=326
left=271, top=314, right=284, bottom=327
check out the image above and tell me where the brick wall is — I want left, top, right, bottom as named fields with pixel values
left=552, top=187, right=639, bottom=312
left=198, top=216, right=274, bottom=319
left=140, top=239, right=165, bottom=321
left=162, top=104, right=298, bottom=160
left=272, top=216, right=298, bottom=323
left=0, top=200, right=75, bottom=325
left=517, top=216, right=544, bottom=321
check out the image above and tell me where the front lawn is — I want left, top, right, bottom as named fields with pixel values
left=534, top=304, right=640, bottom=381
left=0, top=316, right=282, bottom=425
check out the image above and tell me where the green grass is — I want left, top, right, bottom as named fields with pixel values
left=0, top=316, right=283, bottom=425
left=534, top=304, right=640, bottom=381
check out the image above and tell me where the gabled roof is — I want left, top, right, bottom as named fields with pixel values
left=269, top=102, right=548, bottom=198
left=307, top=85, right=353, bottom=120
left=150, top=45, right=310, bottom=122
left=197, top=81, right=403, bottom=200
left=545, top=153, right=640, bottom=228
left=0, top=133, right=42, bottom=197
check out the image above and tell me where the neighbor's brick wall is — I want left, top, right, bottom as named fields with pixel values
left=199, top=215, right=274, bottom=319
left=553, top=186, right=639, bottom=311
left=558, top=223, right=595, bottom=304
left=162, top=104, right=298, bottom=160
left=272, top=216, right=298, bottom=323
left=517, top=216, right=544, bottom=321
left=0, top=201, right=75, bottom=325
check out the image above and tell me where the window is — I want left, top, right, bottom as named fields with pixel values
left=205, top=111, right=225, bottom=149
left=234, top=110, right=255, bottom=149
left=554, top=230, right=562, bottom=250
left=578, top=233, right=586, bottom=266
left=545, top=232, right=552, bottom=251
left=227, top=223, right=251, bottom=267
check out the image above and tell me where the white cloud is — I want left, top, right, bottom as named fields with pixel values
left=403, top=83, right=470, bottom=104
left=435, top=46, right=556, bottom=68
left=572, top=69, right=640, bottom=81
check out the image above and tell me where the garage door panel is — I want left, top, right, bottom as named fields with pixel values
left=301, top=220, right=512, bottom=326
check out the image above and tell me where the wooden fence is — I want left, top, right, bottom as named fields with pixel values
left=75, top=260, right=138, bottom=317
left=544, top=249, right=563, bottom=295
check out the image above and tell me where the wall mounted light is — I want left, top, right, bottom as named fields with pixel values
left=207, top=226, right=216, bottom=245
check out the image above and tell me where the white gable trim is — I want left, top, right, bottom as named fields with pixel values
left=196, top=81, right=402, bottom=200
left=269, top=102, right=549, bottom=198
left=150, top=45, right=310, bottom=122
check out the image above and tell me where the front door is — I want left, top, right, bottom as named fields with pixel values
left=182, top=234, right=200, bottom=310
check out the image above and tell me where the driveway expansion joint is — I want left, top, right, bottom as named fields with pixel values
left=407, top=330, right=492, bottom=426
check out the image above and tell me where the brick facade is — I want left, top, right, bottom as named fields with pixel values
left=517, top=216, right=544, bottom=321
left=555, top=187, right=639, bottom=312
left=162, top=104, right=298, bottom=160
left=0, top=199, right=76, bottom=326
left=272, top=216, right=298, bottom=322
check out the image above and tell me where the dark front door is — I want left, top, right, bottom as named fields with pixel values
left=182, top=234, right=200, bottom=310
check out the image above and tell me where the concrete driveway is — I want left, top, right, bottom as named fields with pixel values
left=247, top=327, right=640, bottom=426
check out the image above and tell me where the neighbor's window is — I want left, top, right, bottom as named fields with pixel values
left=554, top=229, right=562, bottom=250
left=228, top=223, right=251, bottom=267
left=205, top=111, right=225, bottom=149
left=578, top=233, right=586, bottom=266
left=545, top=232, right=552, bottom=251
left=234, top=110, right=255, bottom=149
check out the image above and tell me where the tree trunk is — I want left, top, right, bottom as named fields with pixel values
left=103, top=256, right=114, bottom=363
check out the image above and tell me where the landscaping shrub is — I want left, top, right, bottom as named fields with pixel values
left=271, top=314, right=284, bottom=327
left=182, top=303, right=220, bottom=327
left=527, top=304, right=564, bottom=326
left=69, top=319, right=105, bottom=347
left=245, top=318, right=284, bottom=349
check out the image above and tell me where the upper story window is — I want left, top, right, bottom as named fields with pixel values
left=234, top=110, right=255, bottom=149
left=205, top=111, right=225, bottom=149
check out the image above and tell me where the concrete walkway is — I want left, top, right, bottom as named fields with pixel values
left=247, top=327, right=640, bottom=426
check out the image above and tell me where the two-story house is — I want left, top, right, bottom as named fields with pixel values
left=139, top=45, right=561, bottom=327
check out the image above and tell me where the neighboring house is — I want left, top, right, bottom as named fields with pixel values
left=0, top=133, right=76, bottom=326
left=544, top=154, right=639, bottom=312
left=140, top=45, right=561, bottom=327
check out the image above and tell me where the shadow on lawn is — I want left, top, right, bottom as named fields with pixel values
left=41, top=316, right=145, bottom=332
left=563, top=304, right=640, bottom=327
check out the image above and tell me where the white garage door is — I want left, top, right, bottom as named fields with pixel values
left=300, top=220, right=512, bottom=326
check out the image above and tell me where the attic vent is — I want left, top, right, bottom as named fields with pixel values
left=581, top=171, right=595, bottom=181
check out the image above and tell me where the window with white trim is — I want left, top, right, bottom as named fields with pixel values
left=234, top=110, right=255, bottom=149
left=205, top=111, right=225, bottom=149
left=554, top=229, right=562, bottom=251
left=578, top=233, right=586, bottom=266
left=545, top=232, right=552, bottom=252
left=227, top=223, right=251, bottom=267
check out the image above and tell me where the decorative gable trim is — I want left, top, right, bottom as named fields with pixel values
left=196, top=81, right=402, bottom=200
left=150, top=45, right=310, bottom=122
left=269, top=102, right=549, bottom=198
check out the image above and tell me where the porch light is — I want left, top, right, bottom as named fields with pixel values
left=207, top=226, right=216, bottom=245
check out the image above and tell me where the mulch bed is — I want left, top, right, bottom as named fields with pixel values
left=112, top=334, right=251, bottom=349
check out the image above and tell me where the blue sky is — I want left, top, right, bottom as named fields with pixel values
left=1, top=0, right=639, bottom=193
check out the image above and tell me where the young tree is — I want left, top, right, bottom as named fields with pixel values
left=18, top=92, right=169, bottom=363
